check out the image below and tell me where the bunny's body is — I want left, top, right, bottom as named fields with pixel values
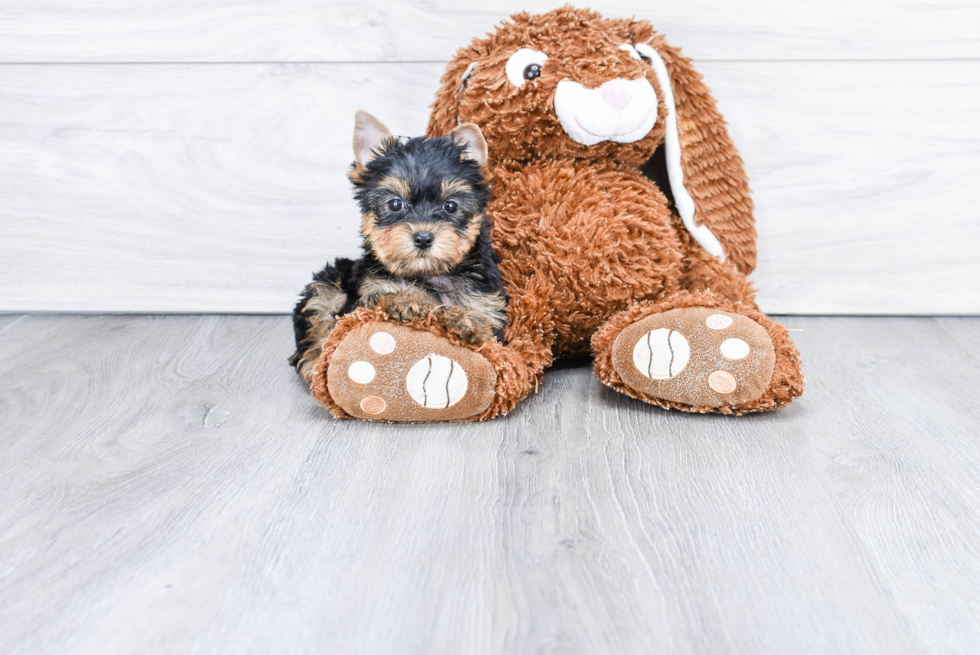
left=306, top=8, right=803, bottom=421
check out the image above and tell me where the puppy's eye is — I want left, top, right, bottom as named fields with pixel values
left=387, top=198, right=403, bottom=212
left=444, top=200, right=458, bottom=214
left=506, top=48, right=548, bottom=87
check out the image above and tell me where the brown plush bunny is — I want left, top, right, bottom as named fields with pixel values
left=309, top=7, right=804, bottom=421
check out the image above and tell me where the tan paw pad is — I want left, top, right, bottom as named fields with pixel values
left=406, top=354, right=469, bottom=409
left=327, top=323, right=496, bottom=422
left=632, top=328, right=690, bottom=379
left=611, top=307, right=776, bottom=409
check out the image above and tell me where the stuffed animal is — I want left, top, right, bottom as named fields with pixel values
left=307, top=6, right=804, bottom=421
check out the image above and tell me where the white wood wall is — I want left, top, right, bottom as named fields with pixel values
left=1, top=1, right=978, bottom=314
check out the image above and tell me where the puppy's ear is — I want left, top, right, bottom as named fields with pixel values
left=449, top=123, right=488, bottom=167
left=353, top=110, right=393, bottom=166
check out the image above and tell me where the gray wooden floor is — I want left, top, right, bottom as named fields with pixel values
left=1, top=314, right=978, bottom=655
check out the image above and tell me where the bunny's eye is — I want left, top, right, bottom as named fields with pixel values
left=387, top=198, right=403, bottom=212
left=506, top=49, right=548, bottom=87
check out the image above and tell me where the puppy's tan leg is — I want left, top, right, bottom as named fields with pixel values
left=367, top=290, right=438, bottom=323
left=435, top=306, right=496, bottom=345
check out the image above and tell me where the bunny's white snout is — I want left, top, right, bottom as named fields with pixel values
left=554, top=77, right=658, bottom=146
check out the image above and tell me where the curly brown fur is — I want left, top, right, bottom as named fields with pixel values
left=428, top=7, right=755, bottom=274
left=420, top=7, right=801, bottom=416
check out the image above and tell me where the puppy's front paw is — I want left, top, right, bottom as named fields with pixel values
left=370, top=291, right=437, bottom=323
left=435, top=307, right=495, bottom=345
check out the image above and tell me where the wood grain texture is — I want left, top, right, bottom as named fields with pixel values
left=808, top=316, right=980, bottom=655
left=0, top=0, right=977, bottom=63
left=1, top=61, right=978, bottom=314
left=1, top=315, right=979, bottom=653
left=0, top=314, right=27, bottom=335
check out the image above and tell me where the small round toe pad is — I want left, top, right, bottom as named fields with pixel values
left=370, top=331, right=396, bottom=354
left=360, top=396, right=387, bottom=415
left=708, top=371, right=738, bottom=394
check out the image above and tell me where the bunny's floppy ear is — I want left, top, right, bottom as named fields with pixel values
left=428, top=53, right=479, bottom=137
left=635, top=40, right=757, bottom=274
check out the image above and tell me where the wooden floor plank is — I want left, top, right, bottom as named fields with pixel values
left=0, top=315, right=336, bottom=653
left=0, top=314, right=28, bottom=338
left=791, top=317, right=980, bottom=655
left=1, top=315, right=978, bottom=654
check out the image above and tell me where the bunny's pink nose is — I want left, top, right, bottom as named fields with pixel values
left=598, top=78, right=634, bottom=112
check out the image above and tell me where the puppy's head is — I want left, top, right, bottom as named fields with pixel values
left=350, top=111, right=491, bottom=278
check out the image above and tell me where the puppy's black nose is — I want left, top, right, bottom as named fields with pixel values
left=413, top=231, right=434, bottom=250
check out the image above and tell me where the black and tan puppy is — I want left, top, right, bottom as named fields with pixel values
left=290, top=111, right=507, bottom=383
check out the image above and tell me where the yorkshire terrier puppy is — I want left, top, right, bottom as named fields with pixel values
left=290, top=111, right=507, bottom=383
